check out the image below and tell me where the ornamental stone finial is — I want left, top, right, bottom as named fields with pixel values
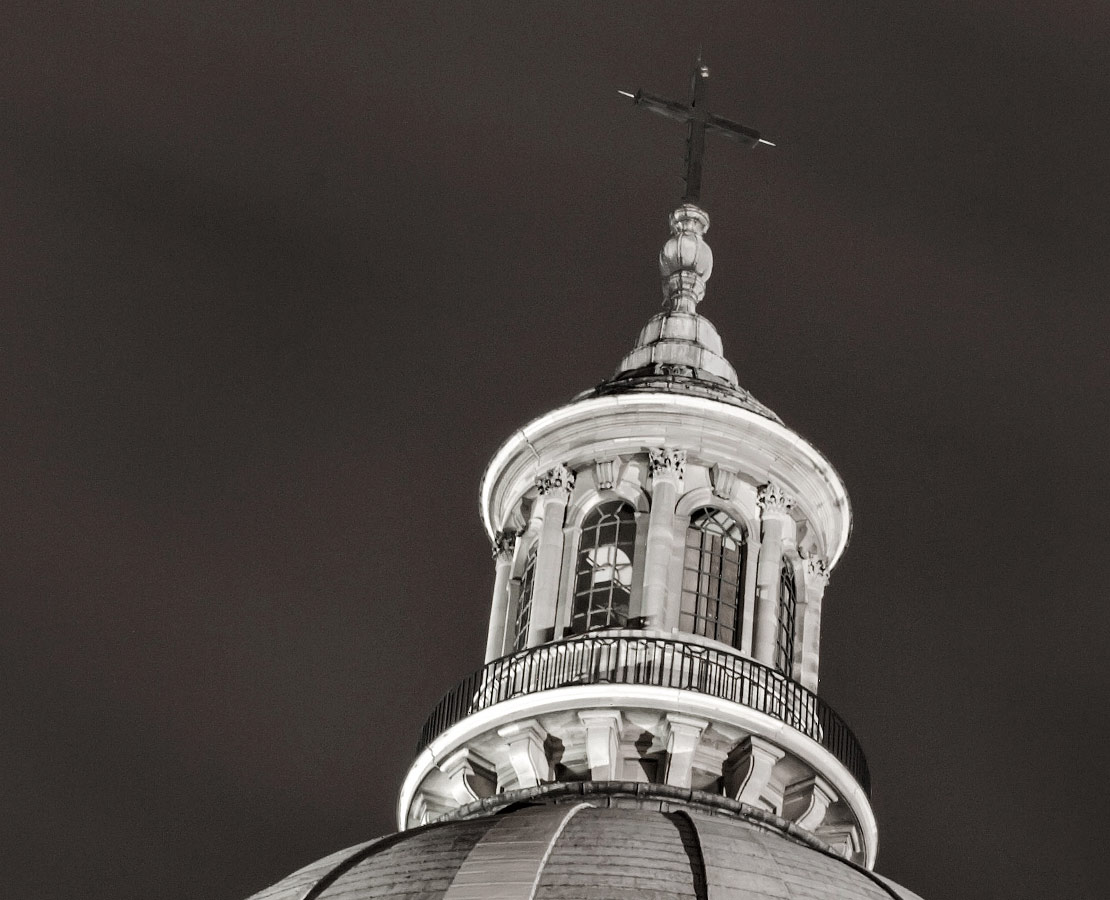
left=535, top=463, right=575, bottom=498
left=757, top=482, right=795, bottom=513
left=648, top=448, right=687, bottom=480
left=659, top=204, right=713, bottom=312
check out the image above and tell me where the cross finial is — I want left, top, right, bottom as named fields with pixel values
left=619, top=58, right=774, bottom=204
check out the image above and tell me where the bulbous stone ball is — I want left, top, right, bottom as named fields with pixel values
left=659, top=204, right=714, bottom=282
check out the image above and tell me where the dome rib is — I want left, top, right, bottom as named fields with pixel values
left=249, top=784, right=925, bottom=900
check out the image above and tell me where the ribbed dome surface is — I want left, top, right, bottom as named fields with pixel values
left=247, top=788, right=923, bottom=900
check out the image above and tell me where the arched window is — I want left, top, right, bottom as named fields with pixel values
left=679, top=508, right=745, bottom=646
left=512, top=547, right=537, bottom=652
left=570, top=501, right=636, bottom=633
left=776, top=558, right=798, bottom=677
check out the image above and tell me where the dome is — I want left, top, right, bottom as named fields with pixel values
left=247, top=785, right=923, bottom=900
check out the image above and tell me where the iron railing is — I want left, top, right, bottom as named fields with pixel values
left=416, top=634, right=870, bottom=795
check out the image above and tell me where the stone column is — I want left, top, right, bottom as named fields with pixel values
left=739, top=532, right=761, bottom=656
left=753, top=483, right=795, bottom=666
left=640, top=449, right=685, bottom=629
left=485, top=530, right=518, bottom=662
left=528, top=464, right=575, bottom=647
left=798, top=556, right=830, bottom=691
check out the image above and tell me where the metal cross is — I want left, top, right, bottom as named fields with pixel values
left=620, top=59, right=773, bottom=205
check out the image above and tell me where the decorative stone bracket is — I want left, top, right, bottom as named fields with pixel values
left=723, top=736, right=784, bottom=809
left=497, top=720, right=551, bottom=788
left=439, top=747, right=497, bottom=806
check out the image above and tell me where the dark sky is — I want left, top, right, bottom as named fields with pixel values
left=2, top=3, right=1107, bottom=899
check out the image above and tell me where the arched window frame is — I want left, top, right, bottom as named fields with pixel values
left=678, top=506, right=747, bottom=648
left=567, top=499, right=639, bottom=635
left=776, top=554, right=801, bottom=677
left=673, top=487, right=758, bottom=654
left=511, top=545, right=538, bottom=652
left=557, top=481, right=649, bottom=638
left=501, top=503, right=542, bottom=657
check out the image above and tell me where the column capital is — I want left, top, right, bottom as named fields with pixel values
left=803, top=554, right=830, bottom=587
left=648, top=447, right=686, bottom=481
left=536, top=463, right=575, bottom=498
left=491, top=529, right=518, bottom=561
left=757, top=482, right=795, bottom=515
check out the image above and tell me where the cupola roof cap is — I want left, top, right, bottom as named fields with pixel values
left=592, top=203, right=781, bottom=423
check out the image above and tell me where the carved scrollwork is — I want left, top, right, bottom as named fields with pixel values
left=648, top=448, right=686, bottom=480
left=535, top=463, right=575, bottom=497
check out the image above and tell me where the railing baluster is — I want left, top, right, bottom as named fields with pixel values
left=415, top=634, right=869, bottom=796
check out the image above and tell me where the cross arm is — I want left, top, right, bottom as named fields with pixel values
left=625, top=90, right=697, bottom=125
left=621, top=89, right=771, bottom=147
left=705, top=112, right=765, bottom=147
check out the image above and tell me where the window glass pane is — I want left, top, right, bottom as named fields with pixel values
left=571, top=500, right=637, bottom=632
left=679, top=508, right=744, bottom=646
left=512, top=548, right=538, bottom=652
left=776, top=559, right=797, bottom=677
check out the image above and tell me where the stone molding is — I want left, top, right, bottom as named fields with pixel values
left=593, top=458, right=616, bottom=491
left=535, top=464, right=575, bottom=498
left=648, top=447, right=687, bottom=480
left=401, top=685, right=878, bottom=866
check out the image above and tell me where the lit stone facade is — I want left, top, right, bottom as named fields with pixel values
left=398, top=204, right=872, bottom=867
left=247, top=194, right=926, bottom=898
